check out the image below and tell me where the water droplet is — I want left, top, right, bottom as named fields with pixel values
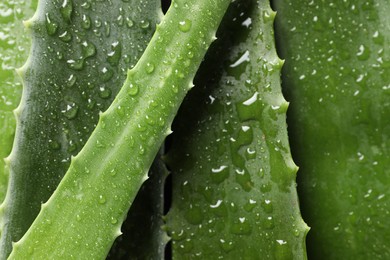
left=178, top=19, right=192, bottom=32
left=60, top=0, right=73, bottom=23
left=177, top=238, right=194, bottom=254
left=145, top=63, right=155, bottom=74
left=66, top=74, right=77, bottom=87
left=67, top=59, right=84, bottom=70
left=356, top=44, right=370, bottom=61
left=110, top=169, right=117, bottom=176
left=230, top=50, right=250, bottom=68
left=236, top=92, right=261, bottom=122
left=210, top=165, right=229, bottom=184
left=264, top=216, right=274, bottom=229
left=81, top=1, right=91, bottom=9
left=67, top=140, right=77, bottom=153
left=99, top=86, right=112, bottom=99
left=126, top=135, right=135, bottom=147
left=170, top=229, right=186, bottom=241
left=230, top=217, right=252, bottom=235
left=237, top=126, right=253, bottom=147
left=235, top=168, right=253, bottom=191
left=107, top=41, right=122, bottom=66
left=127, top=83, right=139, bottom=96
left=98, top=195, right=106, bottom=204
left=82, top=41, right=96, bottom=58
left=210, top=200, right=223, bottom=208
left=62, top=103, right=79, bottom=119
left=219, top=239, right=235, bottom=252
left=104, top=21, right=110, bottom=37
left=171, top=84, right=178, bottom=93
left=261, top=199, right=273, bottom=213
left=245, top=147, right=256, bottom=160
left=260, top=182, right=272, bottom=192
left=81, top=14, right=91, bottom=29
left=96, top=140, right=105, bottom=148
left=139, top=145, right=145, bottom=155
left=116, top=105, right=125, bottom=117
left=244, top=199, right=257, bottom=212
left=59, top=30, right=72, bottom=42
left=274, top=239, right=292, bottom=259
left=110, top=217, right=117, bottom=224
left=126, top=18, right=134, bottom=28
left=145, top=115, right=155, bottom=126
left=263, top=10, right=274, bottom=22
left=139, top=20, right=150, bottom=29
left=101, top=67, right=114, bottom=82
left=45, top=13, right=58, bottom=36
left=116, top=14, right=124, bottom=26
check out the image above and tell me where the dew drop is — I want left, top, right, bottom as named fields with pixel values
left=126, top=18, right=134, bottom=28
left=66, top=74, right=77, bottom=87
left=261, top=199, right=273, bottom=213
left=264, top=216, right=274, bottom=229
left=219, top=239, right=235, bottom=252
left=82, top=41, right=96, bottom=58
left=62, top=103, right=79, bottom=119
left=210, top=165, right=229, bottom=184
left=178, top=19, right=192, bottom=32
left=107, top=41, right=122, bottom=66
left=139, top=20, right=150, bottom=29
left=145, top=62, right=155, bottom=74
left=59, top=30, right=72, bottom=42
left=45, top=13, right=58, bottom=36
left=230, top=217, right=252, bottom=235
left=81, top=14, right=91, bottom=29
left=98, top=195, right=106, bottom=204
left=101, top=67, right=114, bottom=82
left=99, top=86, right=112, bottom=99
left=67, top=59, right=84, bottom=70
left=230, top=50, right=250, bottom=68
left=110, top=169, right=117, bottom=176
left=274, top=239, right=293, bottom=259
left=127, top=83, right=139, bottom=96
left=60, top=0, right=73, bottom=23
left=171, top=84, right=178, bottom=93
left=356, top=44, right=370, bottom=61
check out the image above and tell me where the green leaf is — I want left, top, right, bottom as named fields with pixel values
left=0, top=0, right=37, bottom=203
left=274, top=0, right=390, bottom=258
left=107, top=149, right=169, bottom=259
left=166, top=0, right=308, bottom=258
left=8, top=0, right=231, bottom=258
left=0, top=0, right=160, bottom=258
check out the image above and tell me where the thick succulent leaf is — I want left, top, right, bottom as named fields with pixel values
left=8, top=0, right=231, bottom=258
left=0, top=0, right=161, bottom=258
left=166, top=0, right=308, bottom=259
left=107, top=150, right=169, bottom=260
left=0, top=0, right=37, bottom=203
left=274, top=0, right=390, bottom=258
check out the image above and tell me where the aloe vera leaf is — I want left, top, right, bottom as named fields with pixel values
left=107, top=150, right=169, bottom=259
left=0, top=0, right=37, bottom=203
left=274, top=0, right=390, bottom=258
left=9, top=0, right=231, bottom=258
left=165, top=0, right=308, bottom=258
left=0, top=0, right=161, bottom=258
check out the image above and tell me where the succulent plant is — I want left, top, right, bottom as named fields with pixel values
left=0, top=0, right=388, bottom=258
